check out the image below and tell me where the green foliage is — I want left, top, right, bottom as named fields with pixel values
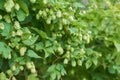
left=0, top=0, right=120, bottom=80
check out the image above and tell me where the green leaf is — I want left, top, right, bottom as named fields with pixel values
left=47, top=65, right=56, bottom=72
left=92, top=57, right=98, bottom=66
left=61, top=68, right=67, bottom=76
left=48, top=64, right=66, bottom=80
left=27, top=50, right=41, bottom=58
left=35, top=42, right=44, bottom=51
left=44, top=47, right=54, bottom=58
left=1, top=22, right=11, bottom=38
left=17, top=0, right=29, bottom=15
left=114, top=41, right=120, bottom=52
left=0, top=42, right=11, bottom=59
left=73, top=2, right=85, bottom=8
left=14, top=57, right=26, bottom=65
left=115, top=53, right=120, bottom=65
left=31, top=27, right=48, bottom=39
left=45, top=40, right=52, bottom=47
left=69, top=27, right=76, bottom=34
left=0, top=0, right=5, bottom=10
left=21, top=15, right=32, bottom=24
left=50, top=72, right=56, bottom=80
left=108, top=66, right=116, bottom=74
left=28, top=74, right=39, bottom=80
left=3, top=48, right=11, bottom=59
left=0, top=58, right=3, bottom=69
left=22, top=35, right=39, bottom=46
left=44, top=51, right=50, bottom=58
left=13, top=69, right=20, bottom=75
left=85, top=60, right=92, bottom=69
left=56, top=64, right=66, bottom=75
left=16, top=9, right=26, bottom=21
left=22, top=27, right=31, bottom=33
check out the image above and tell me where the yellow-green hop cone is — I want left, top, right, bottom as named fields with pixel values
left=11, top=65, right=16, bottom=71
left=26, top=62, right=32, bottom=69
left=4, top=0, right=14, bottom=12
left=16, top=29, right=23, bottom=36
left=20, top=47, right=27, bottom=56
left=0, top=15, right=2, bottom=20
left=57, top=46, right=64, bottom=55
left=14, top=21, right=21, bottom=30
left=14, top=3, right=20, bottom=10
left=30, top=0, right=36, bottom=3
left=12, top=76, right=16, bottom=80
left=0, top=23, right=4, bottom=30
left=57, top=10, right=62, bottom=18
left=64, top=58, right=69, bottom=64
left=71, top=60, right=76, bottom=67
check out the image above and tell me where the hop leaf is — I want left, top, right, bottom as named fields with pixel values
left=27, top=50, right=41, bottom=58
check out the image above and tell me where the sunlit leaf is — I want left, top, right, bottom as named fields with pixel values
left=22, top=35, right=39, bottom=46
left=27, top=49, right=41, bottom=58
left=114, top=41, right=120, bottom=52
left=85, top=60, right=92, bottom=69
left=16, top=9, right=26, bottom=21
left=28, top=74, right=39, bottom=80
left=17, top=0, right=29, bottom=15
left=31, top=27, right=48, bottom=39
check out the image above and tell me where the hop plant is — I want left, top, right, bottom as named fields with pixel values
left=0, top=0, right=119, bottom=80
